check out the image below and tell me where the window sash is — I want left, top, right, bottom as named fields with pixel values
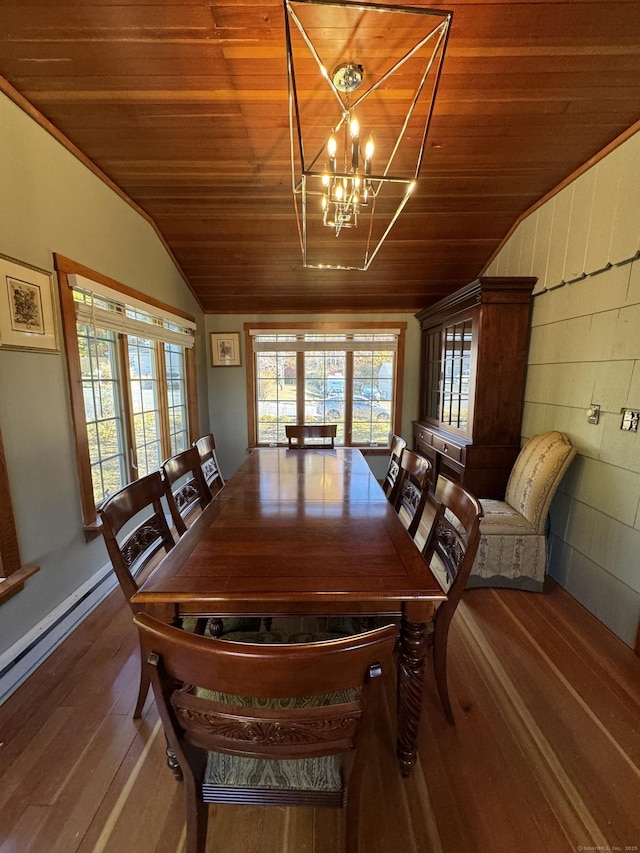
left=247, top=323, right=405, bottom=449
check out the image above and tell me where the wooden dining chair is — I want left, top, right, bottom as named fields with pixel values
left=382, top=434, right=407, bottom=502
left=392, top=449, right=431, bottom=539
left=135, top=611, right=398, bottom=853
left=162, top=447, right=213, bottom=535
left=100, top=471, right=263, bottom=717
left=286, top=423, right=337, bottom=448
left=422, top=475, right=483, bottom=724
left=193, top=433, right=225, bottom=496
left=100, top=471, right=207, bottom=718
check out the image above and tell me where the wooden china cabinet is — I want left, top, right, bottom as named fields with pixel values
left=413, top=276, right=536, bottom=500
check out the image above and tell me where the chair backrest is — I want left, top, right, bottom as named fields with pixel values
left=382, top=434, right=407, bottom=502
left=393, top=449, right=431, bottom=538
left=134, top=612, right=397, bottom=847
left=422, top=475, right=483, bottom=630
left=286, top=423, right=337, bottom=449
left=99, top=471, right=175, bottom=607
left=504, top=431, right=576, bottom=533
left=193, top=433, right=225, bottom=495
left=162, top=447, right=212, bottom=535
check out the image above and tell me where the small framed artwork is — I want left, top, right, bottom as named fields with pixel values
left=210, top=332, right=241, bottom=367
left=0, top=254, right=58, bottom=352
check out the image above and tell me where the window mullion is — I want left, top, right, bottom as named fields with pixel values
left=118, top=334, right=138, bottom=482
left=155, top=342, right=172, bottom=461
left=344, top=352, right=354, bottom=445
left=295, top=351, right=305, bottom=424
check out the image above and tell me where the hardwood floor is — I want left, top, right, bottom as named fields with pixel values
left=1, top=579, right=639, bottom=853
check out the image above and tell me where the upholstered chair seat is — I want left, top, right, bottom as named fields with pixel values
left=468, top=430, right=576, bottom=591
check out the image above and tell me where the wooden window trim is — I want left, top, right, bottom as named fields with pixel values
left=0, top=427, right=39, bottom=605
left=54, top=255, right=199, bottom=537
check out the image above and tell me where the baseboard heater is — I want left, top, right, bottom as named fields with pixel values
left=0, top=563, right=117, bottom=705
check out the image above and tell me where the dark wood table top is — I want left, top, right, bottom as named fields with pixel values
left=132, top=448, right=446, bottom=620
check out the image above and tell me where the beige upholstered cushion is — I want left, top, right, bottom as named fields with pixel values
left=478, top=500, right=537, bottom=536
left=505, top=431, right=576, bottom=533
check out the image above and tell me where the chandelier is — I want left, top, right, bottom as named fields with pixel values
left=284, top=0, right=452, bottom=271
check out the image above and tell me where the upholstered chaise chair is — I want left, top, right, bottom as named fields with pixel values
left=468, top=430, right=576, bottom=591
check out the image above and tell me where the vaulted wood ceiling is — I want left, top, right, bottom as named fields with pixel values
left=1, top=1, right=639, bottom=314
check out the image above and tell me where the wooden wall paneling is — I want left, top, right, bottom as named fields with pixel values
left=563, top=167, right=597, bottom=283
left=546, top=183, right=573, bottom=289
left=610, top=131, right=640, bottom=266
left=584, top=144, right=626, bottom=275
left=531, top=200, right=555, bottom=293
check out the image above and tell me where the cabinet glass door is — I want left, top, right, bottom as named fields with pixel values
left=441, top=318, right=472, bottom=431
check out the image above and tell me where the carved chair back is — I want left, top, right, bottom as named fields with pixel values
left=162, top=447, right=212, bottom=536
left=99, top=471, right=176, bottom=718
left=393, top=449, right=431, bottom=539
left=422, top=475, right=483, bottom=724
left=193, top=433, right=225, bottom=496
left=134, top=612, right=398, bottom=853
left=382, top=434, right=407, bottom=503
left=100, top=470, right=175, bottom=606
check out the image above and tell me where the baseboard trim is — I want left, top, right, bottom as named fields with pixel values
left=0, top=563, right=117, bottom=705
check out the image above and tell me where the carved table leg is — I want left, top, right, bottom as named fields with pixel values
left=397, top=615, right=428, bottom=778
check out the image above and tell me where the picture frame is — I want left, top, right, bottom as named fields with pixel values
left=210, top=331, right=241, bottom=367
left=0, top=254, right=58, bottom=352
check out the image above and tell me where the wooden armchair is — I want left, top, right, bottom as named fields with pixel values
left=421, top=475, right=483, bottom=724
left=134, top=612, right=398, bottom=853
left=382, top=434, right=407, bottom=502
left=469, top=430, right=577, bottom=591
left=193, top=433, right=225, bottom=497
left=162, top=447, right=213, bottom=535
left=392, top=449, right=431, bottom=539
left=286, top=423, right=337, bottom=448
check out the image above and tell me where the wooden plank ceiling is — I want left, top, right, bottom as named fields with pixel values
left=0, top=0, right=639, bottom=314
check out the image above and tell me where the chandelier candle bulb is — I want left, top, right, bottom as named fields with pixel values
left=350, top=115, right=360, bottom=170
left=365, top=134, right=374, bottom=175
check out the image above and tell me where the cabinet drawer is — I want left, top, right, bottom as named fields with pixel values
left=432, top=435, right=463, bottom=463
left=414, top=426, right=432, bottom=448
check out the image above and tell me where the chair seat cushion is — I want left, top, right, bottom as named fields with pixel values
left=180, top=617, right=262, bottom=635
left=479, top=500, right=537, bottom=536
left=204, top=752, right=342, bottom=792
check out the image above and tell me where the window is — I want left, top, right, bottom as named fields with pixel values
left=246, top=323, right=405, bottom=448
left=56, top=256, right=198, bottom=530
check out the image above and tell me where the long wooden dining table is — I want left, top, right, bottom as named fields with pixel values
left=132, top=447, right=446, bottom=777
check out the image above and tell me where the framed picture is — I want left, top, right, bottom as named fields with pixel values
left=210, top=331, right=241, bottom=367
left=0, top=254, right=58, bottom=352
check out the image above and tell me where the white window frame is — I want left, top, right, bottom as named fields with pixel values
left=56, top=256, right=199, bottom=533
left=245, top=322, right=406, bottom=449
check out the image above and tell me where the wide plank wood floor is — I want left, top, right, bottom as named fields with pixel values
left=1, top=579, right=639, bottom=853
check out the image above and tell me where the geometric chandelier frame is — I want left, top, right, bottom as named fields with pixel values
left=284, top=0, right=452, bottom=270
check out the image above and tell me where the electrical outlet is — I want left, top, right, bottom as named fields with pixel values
left=620, top=409, right=640, bottom=432
left=587, top=404, right=600, bottom=425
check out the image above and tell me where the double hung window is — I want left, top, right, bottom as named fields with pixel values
left=246, top=323, right=405, bottom=447
left=56, top=257, right=197, bottom=529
